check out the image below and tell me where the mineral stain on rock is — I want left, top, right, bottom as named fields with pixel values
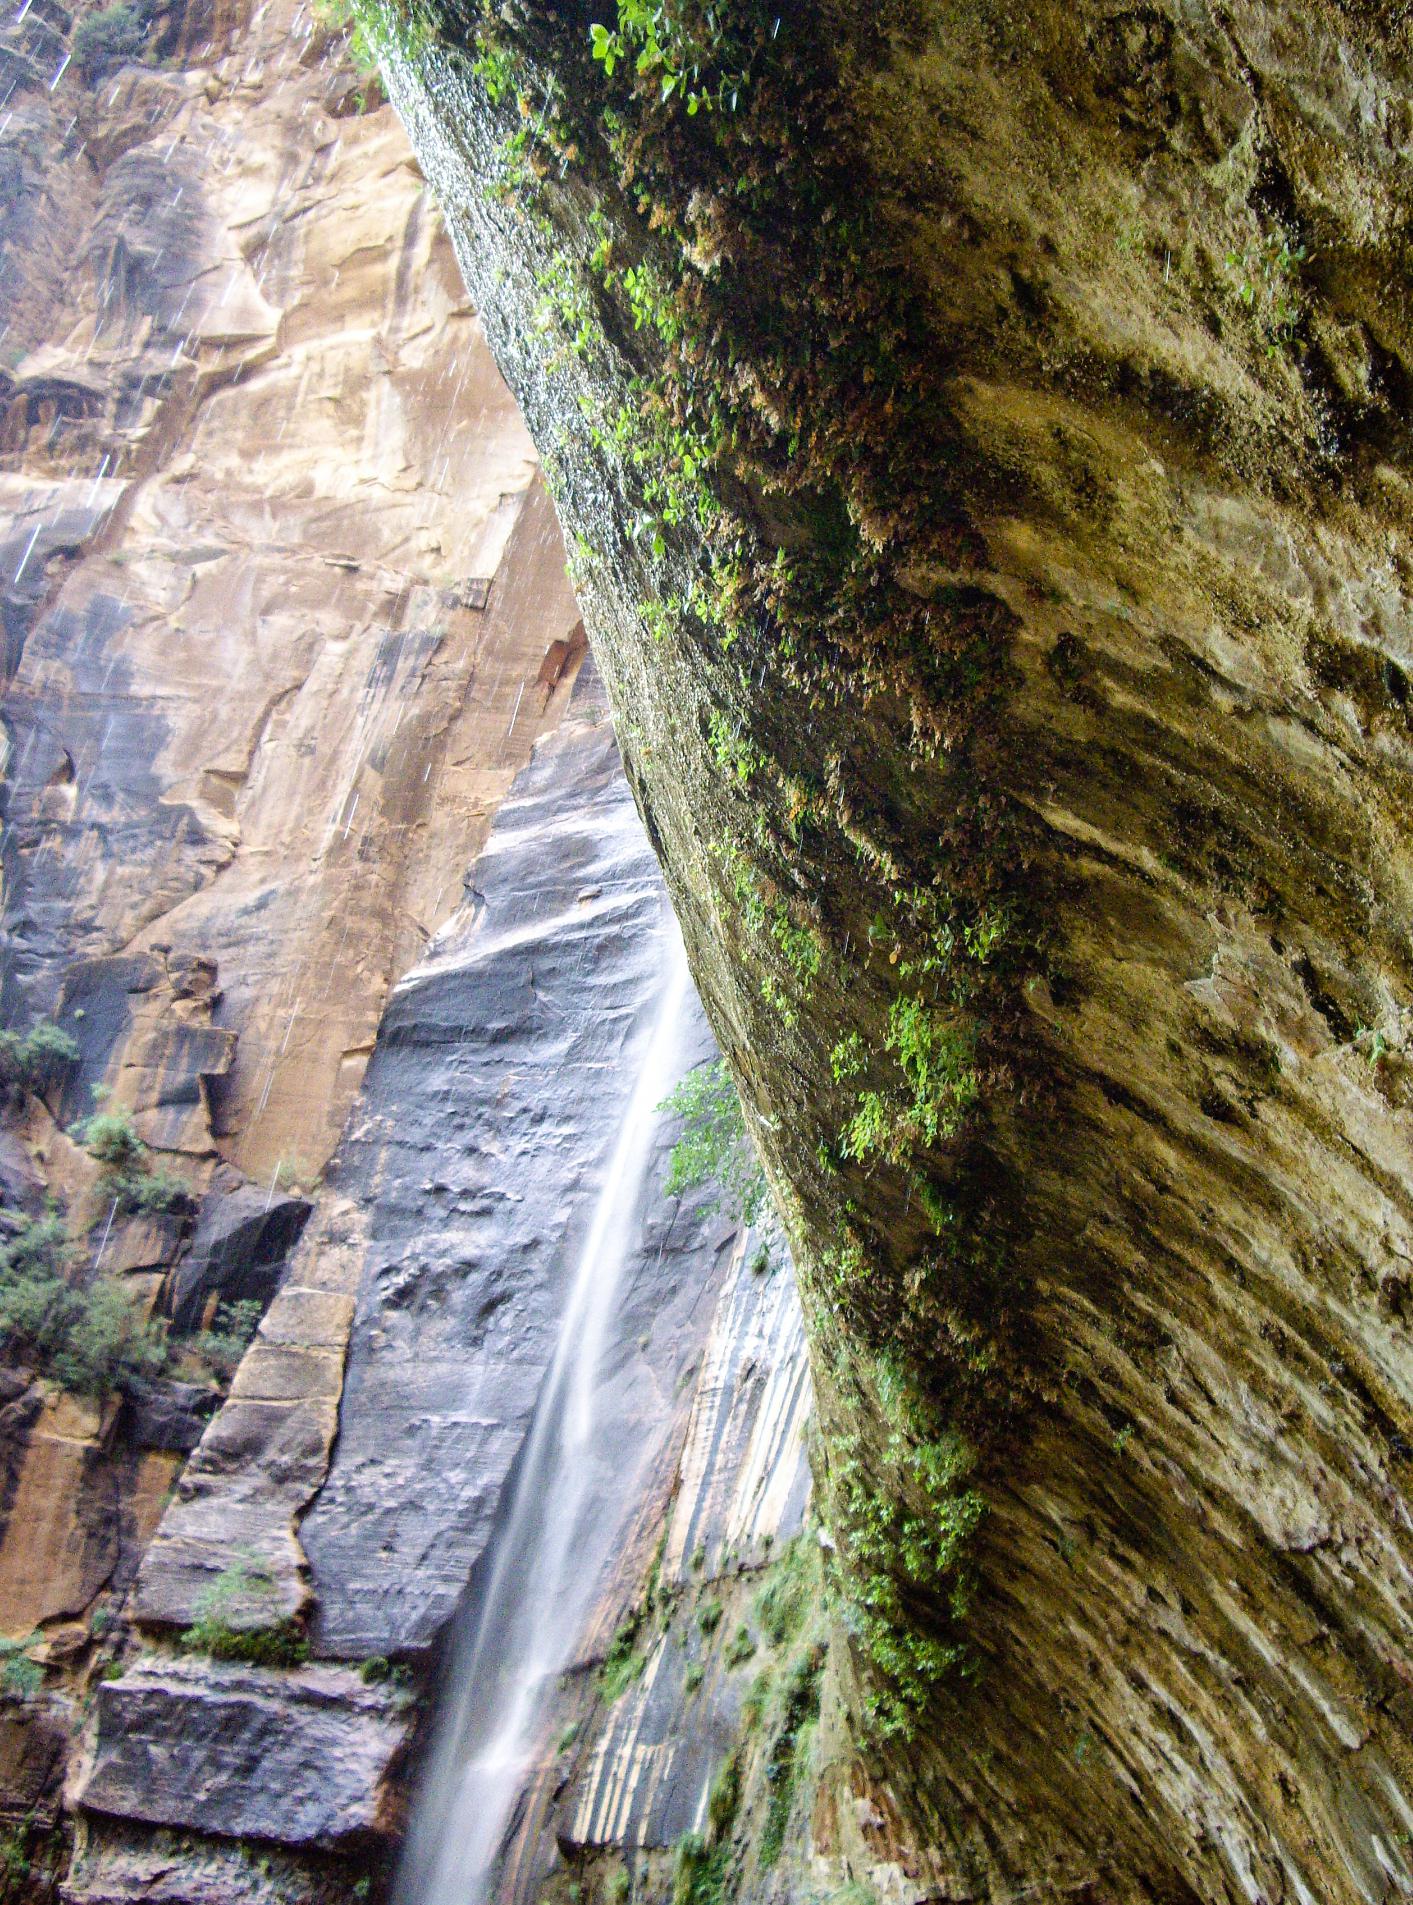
left=6, top=1, right=1413, bottom=1904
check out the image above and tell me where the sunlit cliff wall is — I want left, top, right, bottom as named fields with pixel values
left=0, top=10, right=818, bottom=1903
left=0, top=0, right=583, bottom=1868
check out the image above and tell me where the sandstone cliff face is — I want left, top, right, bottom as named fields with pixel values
left=0, top=9, right=817, bottom=1896
left=71, top=677, right=812, bottom=1905
left=0, top=0, right=583, bottom=1867
left=379, top=6, right=1413, bottom=1901
left=0, top=0, right=575, bottom=1184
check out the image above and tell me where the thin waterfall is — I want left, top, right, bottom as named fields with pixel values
left=397, top=916, right=695, bottom=1905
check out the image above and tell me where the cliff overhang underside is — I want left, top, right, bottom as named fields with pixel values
left=371, top=2, right=1413, bottom=1900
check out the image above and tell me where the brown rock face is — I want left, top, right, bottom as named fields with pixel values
left=0, top=0, right=579, bottom=1186
left=378, top=4, right=1413, bottom=1901
left=0, top=0, right=583, bottom=1867
left=0, top=13, right=807, bottom=1903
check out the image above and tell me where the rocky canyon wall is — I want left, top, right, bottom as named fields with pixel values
left=0, top=2, right=818, bottom=1899
left=69, top=672, right=812, bottom=1905
left=0, top=0, right=577, bottom=1856
left=374, top=5, right=1413, bottom=1903
left=0, top=0, right=578, bottom=1184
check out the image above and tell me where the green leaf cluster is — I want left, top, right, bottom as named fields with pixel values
left=660, top=1058, right=767, bottom=1225
left=832, top=1421, right=984, bottom=1739
left=70, top=1105, right=195, bottom=1217
left=190, top=1299, right=263, bottom=1381
left=1225, top=227, right=1309, bottom=356
left=843, top=995, right=978, bottom=1166
left=0, top=1213, right=170, bottom=1397
left=590, top=2, right=752, bottom=115
left=0, top=1633, right=42, bottom=1702
left=315, top=0, right=431, bottom=78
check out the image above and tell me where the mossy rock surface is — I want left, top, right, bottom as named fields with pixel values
left=377, top=4, right=1413, bottom=1898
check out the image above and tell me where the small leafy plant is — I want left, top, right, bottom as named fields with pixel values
left=660, top=1059, right=766, bottom=1224
left=843, top=996, right=978, bottom=1168
left=315, top=0, right=431, bottom=78
left=180, top=1555, right=309, bottom=1667
left=191, top=1299, right=262, bottom=1380
left=831, top=1416, right=985, bottom=1740
left=1225, top=228, right=1308, bottom=357
left=722, top=1622, right=755, bottom=1667
left=70, top=1103, right=194, bottom=1217
left=0, top=1633, right=42, bottom=1701
left=600, top=1609, right=648, bottom=1701
left=589, top=1, right=755, bottom=114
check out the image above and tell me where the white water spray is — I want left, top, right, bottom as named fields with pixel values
left=397, top=918, right=694, bottom=1905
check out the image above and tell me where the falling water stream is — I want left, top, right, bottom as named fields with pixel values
left=397, top=916, right=695, bottom=1905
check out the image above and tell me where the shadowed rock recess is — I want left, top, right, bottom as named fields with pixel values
left=373, top=4, right=1413, bottom=1901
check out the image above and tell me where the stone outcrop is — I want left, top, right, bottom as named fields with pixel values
left=80, top=1657, right=407, bottom=1847
left=562, top=1248, right=811, bottom=1857
left=0, top=0, right=588, bottom=1871
left=377, top=5, right=1413, bottom=1901
left=70, top=670, right=812, bottom=1905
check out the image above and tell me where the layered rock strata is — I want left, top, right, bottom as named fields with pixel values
left=0, top=0, right=570, bottom=1182
left=0, top=0, right=580, bottom=1870
left=378, top=5, right=1413, bottom=1901
left=72, top=673, right=812, bottom=1905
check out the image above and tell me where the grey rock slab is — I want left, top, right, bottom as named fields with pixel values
left=565, top=1626, right=743, bottom=1853
left=301, top=696, right=734, bottom=1659
left=661, top=1219, right=812, bottom=1583
left=64, top=1822, right=349, bottom=1905
left=117, top=1379, right=218, bottom=1455
left=168, top=1185, right=312, bottom=1331
left=3, top=582, right=223, bottom=1024
left=0, top=1693, right=67, bottom=1828
left=77, top=1656, right=405, bottom=1847
left=131, top=1196, right=371, bottom=1631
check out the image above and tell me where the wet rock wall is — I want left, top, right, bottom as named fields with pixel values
left=71, top=676, right=812, bottom=1905
left=375, top=5, right=1413, bottom=1900
left=0, top=0, right=580, bottom=1870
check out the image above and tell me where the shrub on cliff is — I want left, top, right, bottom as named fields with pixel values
left=0, top=1212, right=170, bottom=1396
left=190, top=1298, right=262, bottom=1381
left=0, top=1021, right=79, bottom=1105
left=70, top=1105, right=195, bottom=1218
left=0, top=1632, right=41, bottom=1702
left=72, top=2, right=146, bottom=81
left=660, top=1059, right=766, bottom=1224
left=180, top=1556, right=310, bottom=1667
left=0, top=1211, right=261, bottom=1397
left=75, top=1108, right=145, bottom=1179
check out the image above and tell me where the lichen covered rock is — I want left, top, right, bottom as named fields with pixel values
left=376, top=2, right=1413, bottom=1896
